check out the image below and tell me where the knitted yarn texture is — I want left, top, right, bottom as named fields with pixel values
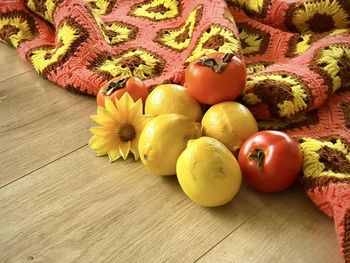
left=0, top=0, right=349, bottom=260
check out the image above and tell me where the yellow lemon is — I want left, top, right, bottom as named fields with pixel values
left=145, top=84, right=203, bottom=121
left=138, top=114, right=201, bottom=176
left=201, top=102, right=258, bottom=152
left=176, top=137, right=242, bottom=207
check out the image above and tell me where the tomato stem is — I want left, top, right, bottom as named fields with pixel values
left=105, top=77, right=129, bottom=95
left=196, top=53, right=234, bottom=73
left=248, top=148, right=265, bottom=170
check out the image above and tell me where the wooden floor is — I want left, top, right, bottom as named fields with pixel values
left=0, top=42, right=343, bottom=263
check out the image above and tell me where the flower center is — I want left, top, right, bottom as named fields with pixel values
left=307, top=13, right=335, bottom=33
left=117, top=123, right=136, bottom=142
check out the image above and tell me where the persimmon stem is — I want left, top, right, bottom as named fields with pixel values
left=248, top=148, right=265, bottom=170
left=222, top=53, right=234, bottom=63
left=196, top=53, right=234, bottom=73
left=105, top=77, right=129, bottom=95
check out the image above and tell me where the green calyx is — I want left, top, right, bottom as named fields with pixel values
left=248, top=148, right=265, bottom=170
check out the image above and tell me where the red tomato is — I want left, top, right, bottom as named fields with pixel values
left=185, top=52, right=246, bottom=105
left=97, top=76, right=149, bottom=107
left=238, top=130, right=303, bottom=192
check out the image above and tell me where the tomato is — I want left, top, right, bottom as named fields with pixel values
left=238, top=130, right=303, bottom=192
left=185, top=52, right=246, bottom=105
left=97, top=76, right=148, bottom=107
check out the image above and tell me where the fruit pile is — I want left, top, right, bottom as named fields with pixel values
left=89, top=52, right=303, bottom=207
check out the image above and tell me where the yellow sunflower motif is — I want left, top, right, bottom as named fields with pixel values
left=238, top=24, right=269, bottom=55
left=240, top=32, right=261, bottom=55
left=30, top=21, right=82, bottom=74
left=257, top=109, right=319, bottom=131
left=290, top=0, right=350, bottom=33
left=186, top=25, right=240, bottom=63
left=294, top=33, right=312, bottom=55
left=300, top=137, right=350, bottom=179
left=93, top=49, right=165, bottom=80
left=101, top=23, right=136, bottom=45
left=89, top=93, right=151, bottom=162
left=26, top=0, right=59, bottom=24
left=90, top=11, right=137, bottom=46
left=243, top=74, right=310, bottom=118
left=155, top=5, right=203, bottom=51
left=329, top=28, right=350, bottom=36
left=0, top=16, right=34, bottom=48
left=246, top=62, right=271, bottom=74
left=130, top=0, right=180, bottom=21
left=317, top=44, right=350, bottom=93
left=231, top=0, right=265, bottom=14
left=86, top=0, right=113, bottom=15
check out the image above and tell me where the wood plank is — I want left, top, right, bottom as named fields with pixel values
left=197, top=186, right=342, bottom=263
left=0, top=70, right=96, bottom=187
left=0, top=43, right=33, bottom=81
left=0, top=145, right=340, bottom=262
left=0, top=146, right=265, bottom=263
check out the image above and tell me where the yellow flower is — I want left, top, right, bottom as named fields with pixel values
left=89, top=93, right=151, bottom=162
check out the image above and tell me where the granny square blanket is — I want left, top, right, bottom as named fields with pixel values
left=0, top=0, right=349, bottom=260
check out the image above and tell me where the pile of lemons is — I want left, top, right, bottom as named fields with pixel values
left=138, top=84, right=258, bottom=207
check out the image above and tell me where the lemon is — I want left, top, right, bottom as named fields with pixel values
left=145, top=84, right=203, bottom=121
left=176, top=137, right=242, bottom=207
left=201, top=101, right=258, bottom=152
left=138, top=114, right=201, bottom=176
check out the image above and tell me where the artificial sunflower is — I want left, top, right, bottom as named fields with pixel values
left=89, top=93, right=151, bottom=162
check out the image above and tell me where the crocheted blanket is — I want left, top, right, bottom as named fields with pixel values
left=1, top=0, right=349, bottom=259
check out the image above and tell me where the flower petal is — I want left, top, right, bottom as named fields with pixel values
left=116, top=92, right=134, bottom=118
left=98, top=106, right=122, bottom=124
left=89, top=136, right=111, bottom=155
left=130, top=139, right=140, bottom=160
left=89, top=126, right=115, bottom=137
left=105, top=97, right=122, bottom=121
left=89, top=135, right=105, bottom=148
left=134, top=115, right=153, bottom=133
left=119, top=141, right=131, bottom=160
left=108, top=148, right=122, bottom=162
left=90, top=114, right=107, bottom=126
left=97, top=106, right=115, bottom=120
left=130, top=98, right=143, bottom=118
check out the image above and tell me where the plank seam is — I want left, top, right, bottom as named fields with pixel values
left=0, top=69, right=34, bottom=84
left=193, top=210, right=261, bottom=263
left=0, top=144, right=87, bottom=190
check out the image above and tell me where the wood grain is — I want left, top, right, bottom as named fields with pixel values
left=0, top=70, right=96, bottom=187
left=0, top=147, right=261, bottom=263
left=197, top=186, right=343, bottom=263
left=0, top=146, right=341, bottom=262
left=0, top=43, right=32, bottom=81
